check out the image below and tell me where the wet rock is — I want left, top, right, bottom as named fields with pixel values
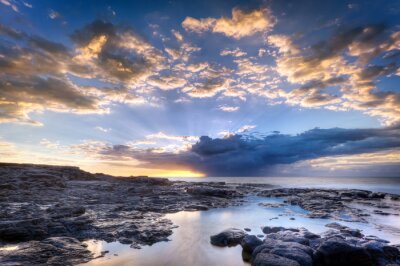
left=258, top=188, right=399, bottom=223
left=0, top=237, right=92, bottom=265
left=241, top=235, right=263, bottom=253
left=252, top=253, right=301, bottom=266
left=210, top=228, right=247, bottom=247
left=270, top=247, right=313, bottom=266
left=325, top=223, right=364, bottom=238
left=325, top=222, right=347, bottom=230
left=258, top=202, right=287, bottom=208
left=187, top=186, right=239, bottom=198
left=266, top=230, right=310, bottom=246
left=0, top=218, right=49, bottom=241
left=262, top=226, right=299, bottom=234
left=215, top=225, right=400, bottom=266
left=314, top=238, right=372, bottom=266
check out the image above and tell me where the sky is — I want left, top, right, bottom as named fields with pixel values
left=0, top=0, right=399, bottom=177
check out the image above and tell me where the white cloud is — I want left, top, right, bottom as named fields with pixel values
left=237, top=125, right=256, bottom=133
left=48, top=9, right=60, bottom=19
left=95, top=126, right=111, bottom=133
left=0, top=0, right=18, bottom=12
left=220, top=48, right=247, bottom=57
left=182, top=7, right=276, bottom=39
left=218, top=105, right=240, bottom=112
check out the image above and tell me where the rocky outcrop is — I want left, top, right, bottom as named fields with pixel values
left=210, top=228, right=247, bottom=246
left=212, top=225, right=400, bottom=266
left=258, top=188, right=400, bottom=222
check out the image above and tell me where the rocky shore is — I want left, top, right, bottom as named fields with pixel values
left=0, top=163, right=267, bottom=265
left=0, top=163, right=399, bottom=265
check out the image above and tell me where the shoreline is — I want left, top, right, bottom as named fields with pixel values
left=0, top=163, right=399, bottom=265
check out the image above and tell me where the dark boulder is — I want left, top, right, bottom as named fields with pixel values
left=314, top=238, right=373, bottom=266
left=210, top=228, right=246, bottom=247
left=270, top=247, right=313, bottom=266
left=252, top=253, right=301, bottom=266
left=241, top=235, right=263, bottom=253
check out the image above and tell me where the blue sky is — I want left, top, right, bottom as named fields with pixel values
left=0, top=0, right=399, bottom=177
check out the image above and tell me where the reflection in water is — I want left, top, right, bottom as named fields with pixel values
left=82, top=196, right=400, bottom=266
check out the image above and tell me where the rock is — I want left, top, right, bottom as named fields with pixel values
left=258, top=202, right=287, bottom=208
left=244, top=228, right=251, bottom=232
left=187, top=187, right=238, bottom=198
left=325, top=222, right=347, bottom=230
left=252, top=253, right=301, bottom=266
left=0, top=237, right=92, bottom=265
left=270, top=247, right=313, bottom=266
left=210, top=228, right=247, bottom=247
left=341, top=228, right=364, bottom=238
left=262, top=226, right=299, bottom=234
left=119, top=237, right=133, bottom=244
left=241, top=235, right=263, bottom=253
left=0, top=219, right=49, bottom=241
left=266, top=230, right=310, bottom=246
left=258, top=188, right=394, bottom=223
left=46, top=205, right=86, bottom=219
left=362, top=240, right=400, bottom=265
left=314, top=238, right=372, bottom=266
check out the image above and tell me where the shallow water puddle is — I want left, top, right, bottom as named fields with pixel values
left=81, top=196, right=400, bottom=266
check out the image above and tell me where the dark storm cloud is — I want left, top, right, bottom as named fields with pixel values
left=98, top=125, right=400, bottom=176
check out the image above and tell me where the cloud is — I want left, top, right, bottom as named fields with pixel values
left=267, top=35, right=299, bottom=55
left=0, top=21, right=160, bottom=124
left=40, top=138, right=60, bottom=149
left=48, top=9, right=60, bottom=19
left=171, top=29, right=184, bottom=42
left=268, top=25, right=400, bottom=124
left=0, top=76, right=104, bottom=124
left=237, top=125, right=256, bottom=133
left=92, top=125, right=400, bottom=176
left=95, top=126, right=111, bottom=133
left=186, top=62, right=209, bottom=72
left=71, top=20, right=166, bottom=84
left=220, top=48, right=247, bottom=57
left=145, top=132, right=198, bottom=143
left=0, top=0, right=18, bottom=12
left=22, top=1, right=32, bottom=8
left=182, top=7, right=276, bottom=39
left=182, top=17, right=216, bottom=34
left=147, top=75, right=187, bottom=90
left=218, top=105, right=239, bottom=112
left=183, top=79, right=229, bottom=98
